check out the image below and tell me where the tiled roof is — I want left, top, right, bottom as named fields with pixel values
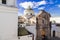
left=18, top=27, right=32, bottom=36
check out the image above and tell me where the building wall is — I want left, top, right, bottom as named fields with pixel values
left=0, top=5, right=18, bottom=40
left=51, top=24, right=60, bottom=37
left=19, top=35, right=33, bottom=40
left=7, top=0, right=16, bottom=6
left=36, top=10, right=51, bottom=40
left=0, top=0, right=17, bottom=7
left=0, top=0, right=2, bottom=4
left=24, top=9, right=34, bottom=16
left=50, top=17, right=60, bottom=37
left=25, top=26, right=36, bottom=40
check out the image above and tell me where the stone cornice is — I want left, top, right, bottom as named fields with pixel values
left=0, top=5, right=18, bottom=13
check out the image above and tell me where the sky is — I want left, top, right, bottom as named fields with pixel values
left=17, top=0, right=60, bottom=17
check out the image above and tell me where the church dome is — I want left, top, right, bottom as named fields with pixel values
left=24, top=6, right=35, bottom=19
left=24, top=6, right=34, bottom=15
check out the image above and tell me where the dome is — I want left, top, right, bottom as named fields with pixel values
left=24, top=6, right=35, bottom=19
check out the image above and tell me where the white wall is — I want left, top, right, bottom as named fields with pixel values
left=19, top=35, right=33, bottom=40
left=0, top=0, right=16, bottom=7
left=0, top=0, right=2, bottom=4
left=0, top=5, right=18, bottom=40
left=51, top=24, right=60, bottom=37
left=25, top=26, right=36, bottom=40
left=7, top=0, right=16, bottom=6
left=50, top=17, right=60, bottom=37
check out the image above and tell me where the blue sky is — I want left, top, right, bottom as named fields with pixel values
left=17, top=0, right=60, bottom=17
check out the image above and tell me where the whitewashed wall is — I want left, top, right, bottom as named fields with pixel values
left=19, top=35, right=33, bottom=40
left=7, top=0, right=16, bottom=6
left=0, top=0, right=2, bottom=4
left=25, top=26, right=36, bottom=40
left=0, top=0, right=17, bottom=7
left=50, top=17, right=60, bottom=37
left=0, top=5, right=18, bottom=40
left=51, top=24, right=60, bottom=37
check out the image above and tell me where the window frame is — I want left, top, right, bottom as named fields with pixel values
left=2, top=0, right=6, bottom=4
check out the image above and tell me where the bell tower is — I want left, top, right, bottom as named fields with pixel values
left=24, top=6, right=35, bottom=19
left=36, top=10, right=51, bottom=40
left=0, top=0, right=17, bottom=7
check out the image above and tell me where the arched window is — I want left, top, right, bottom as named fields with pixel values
left=2, top=0, right=6, bottom=4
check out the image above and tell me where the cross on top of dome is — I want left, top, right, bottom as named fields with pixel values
left=25, top=6, right=32, bottom=10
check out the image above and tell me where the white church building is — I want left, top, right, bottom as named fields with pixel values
left=0, top=0, right=18, bottom=40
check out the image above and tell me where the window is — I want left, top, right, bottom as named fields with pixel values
left=42, top=20, right=44, bottom=24
left=30, top=13, right=32, bottom=15
left=33, top=21, right=35, bottom=24
left=2, top=0, right=6, bottom=4
left=19, top=25, right=22, bottom=27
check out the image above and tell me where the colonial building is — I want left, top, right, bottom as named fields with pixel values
left=18, top=6, right=36, bottom=26
left=18, top=6, right=36, bottom=40
left=18, top=6, right=51, bottom=40
left=50, top=17, right=60, bottom=38
left=36, top=10, right=51, bottom=40
left=0, top=0, right=18, bottom=40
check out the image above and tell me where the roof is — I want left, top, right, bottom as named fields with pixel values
left=36, top=10, right=51, bottom=17
left=18, top=27, right=32, bottom=36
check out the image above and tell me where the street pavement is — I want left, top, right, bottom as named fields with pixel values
left=51, top=37, right=60, bottom=40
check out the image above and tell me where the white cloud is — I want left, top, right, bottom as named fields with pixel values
left=19, top=2, right=34, bottom=8
left=18, top=12, right=23, bottom=16
left=38, top=1, right=46, bottom=5
left=38, top=7, right=45, bottom=10
left=57, top=5, right=60, bottom=8
left=19, top=1, right=46, bottom=9
left=34, top=1, right=46, bottom=8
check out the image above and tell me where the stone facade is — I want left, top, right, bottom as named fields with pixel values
left=18, top=7, right=51, bottom=40
left=18, top=6, right=36, bottom=26
left=36, top=10, right=51, bottom=40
